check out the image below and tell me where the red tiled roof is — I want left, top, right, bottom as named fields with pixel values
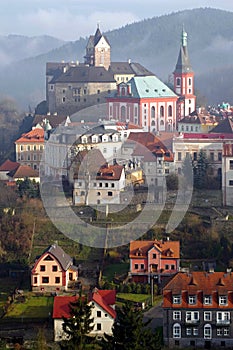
left=53, top=289, right=116, bottom=319
left=116, top=122, right=142, bottom=130
left=96, top=163, right=124, bottom=181
left=15, top=128, right=44, bottom=144
left=8, top=165, right=39, bottom=179
left=129, top=240, right=180, bottom=259
left=183, top=133, right=233, bottom=139
left=0, top=159, right=20, bottom=172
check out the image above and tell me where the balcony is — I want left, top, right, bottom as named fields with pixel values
left=185, top=319, right=200, bottom=324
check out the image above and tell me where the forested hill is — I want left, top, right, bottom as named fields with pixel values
left=1, top=7, right=233, bottom=109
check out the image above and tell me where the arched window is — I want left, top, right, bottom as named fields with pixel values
left=151, top=120, right=155, bottom=126
left=121, top=106, right=126, bottom=119
left=204, top=324, right=212, bottom=339
left=160, top=106, right=164, bottom=117
left=151, top=106, right=155, bottom=118
left=168, top=105, right=172, bottom=117
left=121, top=87, right=126, bottom=96
left=173, top=323, right=181, bottom=338
left=160, top=120, right=164, bottom=126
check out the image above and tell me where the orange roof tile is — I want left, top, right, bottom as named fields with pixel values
left=129, top=240, right=180, bottom=259
left=8, top=165, right=39, bottom=179
left=15, top=128, right=44, bottom=144
left=0, top=159, right=20, bottom=172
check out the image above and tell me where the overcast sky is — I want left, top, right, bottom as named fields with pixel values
left=2, top=0, right=233, bottom=41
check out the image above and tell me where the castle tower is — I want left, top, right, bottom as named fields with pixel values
left=84, top=25, right=111, bottom=70
left=173, top=27, right=196, bottom=119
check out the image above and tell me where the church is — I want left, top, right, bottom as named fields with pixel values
left=46, top=26, right=196, bottom=131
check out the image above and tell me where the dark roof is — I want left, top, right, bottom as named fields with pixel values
left=33, top=114, right=67, bottom=129
left=50, top=65, right=115, bottom=84
left=0, top=159, right=20, bottom=172
left=210, top=117, right=233, bottom=134
left=174, top=45, right=193, bottom=74
left=109, top=62, right=154, bottom=76
left=46, top=244, right=73, bottom=271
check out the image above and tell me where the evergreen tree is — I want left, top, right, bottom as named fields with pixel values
left=193, top=150, right=209, bottom=189
left=102, top=303, right=162, bottom=350
left=61, top=291, right=95, bottom=350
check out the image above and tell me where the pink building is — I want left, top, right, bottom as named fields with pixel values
left=129, top=239, right=180, bottom=283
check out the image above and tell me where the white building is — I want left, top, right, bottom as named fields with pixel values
left=53, top=288, right=116, bottom=341
left=222, top=143, right=233, bottom=206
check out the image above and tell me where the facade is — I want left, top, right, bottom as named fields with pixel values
left=107, top=76, right=178, bottom=132
left=163, top=271, right=233, bottom=349
left=15, top=127, right=44, bottom=171
left=129, top=239, right=180, bottom=283
left=173, top=28, right=196, bottom=119
left=73, top=162, right=125, bottom=205
left=53, top=288, right=116, bottom=341
left=31, top=244, right=78, bottom=292
left=222, top=143, right=233, bottom=206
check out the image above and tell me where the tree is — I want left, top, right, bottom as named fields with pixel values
left=17, top=178, right=40, bottom=198
left=102, top=303, right=162, bottom=350
left=61, top=291, right=95, bottom=350
left=193, top=150, right=209, bottom=189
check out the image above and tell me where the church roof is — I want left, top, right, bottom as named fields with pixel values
left=128, top=76, right=177, bottom=99
left=109, top=62, right=154, bottom=76
left=174, top=28, right=193, bottom=74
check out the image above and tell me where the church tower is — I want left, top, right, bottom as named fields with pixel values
left=173, top=27, right=196, bottom=119
left=84, top=25, right=111, bottom=70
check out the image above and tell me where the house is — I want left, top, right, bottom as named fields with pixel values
left=129, top=239, right=180, bottom=283
left=163, top=271, right=233, bottom=349
left=177, top=113, right=219, bottom=134
left=31, top=243, right=78, bottom=292
left=0, top=159, right=20, bottom=180
left=73, top=161, right=125, bottom=206
left=7, top=164, right=40, bottom=183
left=15, top=127, right=44, bottom=171
left=53, top=288, right=116, bottom=341
left=46, top=26, right=153, bottom=116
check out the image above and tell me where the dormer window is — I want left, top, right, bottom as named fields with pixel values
left=204, top=295, right=212, bottom=305
left=136, top=248, right=142, bottom=257
left=219, top=296, right=227, bottom=306
left=188, top=295, right=197, bottom=305
left=173, top=295, right=181, bottom=304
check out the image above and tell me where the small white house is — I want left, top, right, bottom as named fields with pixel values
left=53, top=288, right=116, bottom=342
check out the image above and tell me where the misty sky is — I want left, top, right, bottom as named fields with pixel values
left=2, top=0, right=233, bottom=41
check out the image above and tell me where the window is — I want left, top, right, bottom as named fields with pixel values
left=229, top=180, right=233, bottom=186
left=111, top=183, right=114, bottom=188
left=217, top=312, right=230, bottom=324
left=189, top=78, right=192, bottom=85
left=97, top=192, right=101, bottom=196
left=168, top=105, right=172, bottom=117
left=171, top=265, right=175, bottom=270
left=173, top=296, right=181, bottom=304
left=210, top=152, right=214, bottom=161
left=173, top=323, right=181, bottom=338
left=188, top=295, right=196, bottom=305
left=153, top=253, right=156, bottom=259
left=186, top=311, right=199, bottom=322
left=165, top=265, right=169, bottom=270
left=204, top=295, right=212, bottom=305
left=193, top=328, right=198, bottom=336
left=230, top=160, right=233, bottom=170
left=204, top=312, right=212, bottom=321
left=151, top=106, right=155, bottom=118
left=40, top=265, right=45, bottom=271
left=186, top=328, right=192, bottom=336
left=99, top=183, right=102, bottom=187
left=204, top=324, right=212, bottom=339
left=97, top=311, right=101, bottom=317
left=160, top=106, right=164, bottom=117
left=108, top=191, right=113, bottom=196
left=34, top=277, right=37, bottom=284
left=52, top=266, right=58, bottom=272
left=193, top=152, right=197, bottom=161
left=42, top=277, right=49, bottom=283
left=219, top=296, right=227, bottom=305
left=55, top=277, right=60, bottom=284
left=97, top=323, right=101, bottom=331
left=178, top=152, right=182, bottom=161
left=134, top=264, right=138, bottom=269
left=224, top=328, right=229, bottom=336
left=140, top=264, right=144, bottom=270
left=62, top=97, right=66, bottom=103
left=176, top=78, right=181, bottom=86
left=105, top=183, right=108, bottom=188
left=218, top=152, right=222, bottom=161
left=173, top=311, right=181, bottom=320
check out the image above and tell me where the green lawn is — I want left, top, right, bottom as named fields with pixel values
left=117, top=293, right=150, bottom=303
left=103, top=263, right=129, bottom=281
left=5, top=296, right=54, bottom=319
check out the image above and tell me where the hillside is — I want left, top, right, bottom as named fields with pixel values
left=1, top=7, right=233, bottom=109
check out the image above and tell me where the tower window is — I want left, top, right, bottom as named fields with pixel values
left=176, top=78, right=181, bottom=86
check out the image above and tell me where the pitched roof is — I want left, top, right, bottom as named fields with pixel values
left=0, top=159, right=20, bottom=172
left=8, top=165, right=39, bottom=179
left=174, top=29, right=193, bottom=74
left=33, top=114, right=67, bottom=129
left=163, top=271, right=233, bottom=295
left=15, top=128, right=44, bottom=144
left=50, top=66, right=115, bottom=84
left=53, top=288, right=116, bottom=319
left=210, top=117, right=233, bottom=134
left=129, top=240, right=180, bottom=259
left=45, top=244, right=73, bottom=271
left=109, top=62, right=154, bottom=76
left=96, top=163, right=124, bottom=181
left=120, top=76, right=177, bottom=99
